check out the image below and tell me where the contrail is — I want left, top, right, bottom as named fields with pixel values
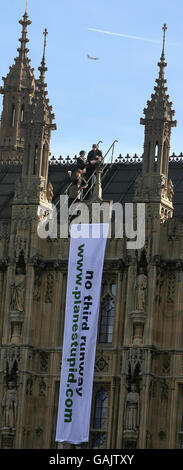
left=88, top=27, right=178, bottom=47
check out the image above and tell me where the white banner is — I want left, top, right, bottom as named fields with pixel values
left=56, top=224, right=108, bottom=444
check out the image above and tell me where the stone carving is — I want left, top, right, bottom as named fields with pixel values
left=167, top=179, right=174, bottom=202
left=46, top=182, right=53, bottom=203
left=31, top=255, right=45, bottom=271
left=15, top=235, right=27, bottom=262
left=126, top=348, right=144, bottom=377
left=10, top=312, right=24, bottom=345
left=39, top=379, right=46, bottom=397
left=26, top=377, right=33, bottom=396
left=1, top=381, right=17, bottom=428
left=162, top=353, right=171, bottom=374
left=124, top=384, right=140, bottom=431
left=10, top=268, right=25, bottom=312
left=40, top=351, right=49, bottom=373
left=135, top=269, right=147, bottom=311
left=4, top=346, right=20, bottom=376
left=160, top=379, right=169, bottom=401
left=167, top=271, right=176, bottom=303
left=95, top=356, right=109, bottom=373
left=45, top=272, right=54, bottom=303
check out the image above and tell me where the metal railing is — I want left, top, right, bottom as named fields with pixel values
left=42, top=139, right=119, bottom=224
left=77, top=139, right=118, bottom=204
left=62, top=140, right=118, bottom=220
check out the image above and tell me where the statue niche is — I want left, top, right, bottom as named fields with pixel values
left=135, top=267, right=147, bottom=312
left=46, top=181, right=53, bottom=203
left=124, top=384, right=140, bottom=431
left=10, top=254, right=26, bottom=312
left=1, top=381, right=17, bottom=429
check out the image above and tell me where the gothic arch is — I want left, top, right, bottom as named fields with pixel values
left=21, top=104, right=24, bottom=123
left=41, top=143, right=48, bottom=178
left=11, top=104, right=16, bottom=127
left=154, top=141, right=159, bottom=172
left=162, top=140, right=168, bottom=174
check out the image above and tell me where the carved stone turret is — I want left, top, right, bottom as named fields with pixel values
left=0, top=8, right=35, bottom=163
left=134, top=25, right=177, bottom=222
left=21, top=28, right=56, bottom=206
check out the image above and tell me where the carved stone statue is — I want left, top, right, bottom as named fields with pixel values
left=10, top=267, right=25, bottom=312
left=46, top=182, right=53, bottom=203
left=135, top=269, right=147, bottom=311
left=124, top=384, right=140, bottom=431
left=1, top=381, right=17, bottom=428
left=167, top=179, right=174, bottom=202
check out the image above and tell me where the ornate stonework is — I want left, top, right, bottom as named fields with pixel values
left=0, top=15, right=183, bottom=451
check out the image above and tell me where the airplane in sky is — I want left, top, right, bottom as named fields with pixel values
left=87, top=54, right=100, bottom=60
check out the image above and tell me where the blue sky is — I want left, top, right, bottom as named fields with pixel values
left=0, top=0, right=183, bottom=158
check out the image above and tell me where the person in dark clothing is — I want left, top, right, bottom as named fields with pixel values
left=67, top=150, right=86, bottom=183
left=84, top=145, right=103, bottom=198
left=77, top=150, right=87, bottom=171
left=68, top=168, right=88, bottom=222
left=95, top=149, right=103, bottom=162
left=68, top=169, right=88, bottom=206
left=87, top=144, right=98, bottom=164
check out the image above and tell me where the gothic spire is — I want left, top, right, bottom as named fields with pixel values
left=0, top=5, right=35, bottom=163
left=38, top=29, right=48, bottom=90
left=30, top=29, right=56, bottom=129
left=136, top=24, right=177, bottom=222
left=140, top=24, right=176, bottom=126
left=17, top=6, right=32, bottom=61
left=157, top=24, right=167, bottom=86
left=161, top=23, right=167, bottom=59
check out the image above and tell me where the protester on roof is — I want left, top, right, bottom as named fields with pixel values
left=68, top=168, right=88, bottom=205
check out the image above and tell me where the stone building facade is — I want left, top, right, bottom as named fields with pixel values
left=0, top=10, right=183, bottom=449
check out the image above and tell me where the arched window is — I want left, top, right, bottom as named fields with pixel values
left=162, top=140, right=168, bottom=174
left=154, top=141, right=159, bottom=172
left=99, top=280, right=116, bottom=344
left=154, top=142, right=159, bottom=171
left=11, top=105, right=15, bottom=127
left=26, top=143, right=31, bottom=175
left=91, top=387, right=109, bottom=448
left=21, top=105, right=24, bottom=123
left=41, top=144, right=48, bottom=178
left=155, top=142, right=159, bottom=160
left=93, top=388, right=109, bottom=430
